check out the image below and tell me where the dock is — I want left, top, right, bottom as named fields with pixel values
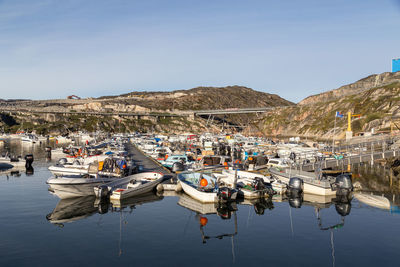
left=127, top=144, right=171, bottom=174
left=300, top=149, right=400, bottom=171
left=127, top=143, right=178, bottom=191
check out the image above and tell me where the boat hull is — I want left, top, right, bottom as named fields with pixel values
left=47, top=177, right=116, bottom=199
left=179, top=180, right=217, bottom=203
left=110, top=177, right=164, bottom=200
left=270, top=168, right=336, bottom=196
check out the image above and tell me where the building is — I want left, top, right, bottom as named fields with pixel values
left=393, top=58, right=400, bottom=73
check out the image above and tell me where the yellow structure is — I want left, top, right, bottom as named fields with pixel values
left=347, top=111, right=352, bottom=131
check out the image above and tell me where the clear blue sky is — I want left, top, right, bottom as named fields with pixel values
left=1, top=0, right=399, bottom=102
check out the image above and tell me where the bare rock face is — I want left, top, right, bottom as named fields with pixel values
left=299, top=72, right=400, bottom=105
left=260, top=72, right=400, bottom=138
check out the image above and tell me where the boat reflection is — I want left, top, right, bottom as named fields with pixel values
left=46, top=196, right=99, bottom=227
left=46, top=192, right=164, bottom=227
left=108, top=192, right=164, bottom=210
left=285, top=192, right=352, bottom=267
left=178, top=193, right=238, bottom=262
left=353, top=191, right=400, bottom=213
left=238, top=197, right=274, bottom=215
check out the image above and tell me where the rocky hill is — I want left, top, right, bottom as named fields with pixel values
left=0, top=86, right=292, bottom=135
left=100, top=85, right=293, bottom=111
left=300, top=72, right=400, bottom=105
left=259, top=72, right=400, bottom=138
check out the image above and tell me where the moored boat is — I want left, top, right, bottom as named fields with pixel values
left=177, top=171, right=238, bottom=203
left=94, top=172, right=168, bottom=200
left=269, top=167, right=353, bottom=196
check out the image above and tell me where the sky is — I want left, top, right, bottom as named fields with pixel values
left=0, top=0, right=400, bottom=103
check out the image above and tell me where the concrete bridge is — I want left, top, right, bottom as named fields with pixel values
left=0, top=106, right=285, bottom=118
left=193, top=107, right=282, bottom=116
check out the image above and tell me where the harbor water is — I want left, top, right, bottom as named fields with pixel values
left=1, top=142, right=400, bottom=267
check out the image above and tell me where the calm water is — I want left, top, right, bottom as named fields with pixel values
left=1, top=142, right=400, bottom=267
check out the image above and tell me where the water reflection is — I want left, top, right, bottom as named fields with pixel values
left=238, top=197, right=274, bottom=215
left=46, top=192, right=164, bottom=227
left=46, top=196, right=99, bottom=227
left=178, top=193, right=238, bottom=262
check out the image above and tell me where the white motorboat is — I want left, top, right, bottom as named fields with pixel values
left=94, top=172, right=167, bottom=200
left=353, top=192, right=391, bottom=210
left=49, top=156, right=133, bottom=177
left=269, top=167, right=341, bottom=196
left=177, top=172, right=238, bottom=203
left=0, top=154, right=29, bottom=169
left=47, top=175, right=122, bottom=199
left=20, top=134, right=39, bottom=144
left=48, top=164, right=90, bottom=176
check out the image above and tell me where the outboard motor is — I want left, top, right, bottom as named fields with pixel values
left=45, top=146, right=52, bottom=159
left=217, top=187, right=235, bottom=202
left=172, top=162, right=185, bottom=173
left=288, top=177, right=304, bottom=193
left=24, top=154, right=34, bottom=169
left=97, top=185, right=109, bottom=198
left=252, top=177, right=266, bottom=191
left=332, top=174, right=353, bottom=196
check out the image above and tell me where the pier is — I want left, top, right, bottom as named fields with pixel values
left=299, top=149, right=400, bottom=171
left=127, top=144, right=171, bottom=175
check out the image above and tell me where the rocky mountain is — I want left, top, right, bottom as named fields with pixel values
left=259, top=72, right=400, bottom=138
left=300, top=72, right=400, bottom=105
left=100, top=85, right=293, bottom=111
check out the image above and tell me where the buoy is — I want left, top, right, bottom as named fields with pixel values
left=199, top=216, right=208, bottom=226
left=200, top=178, right=208, bottom=187
left=223, top=161, right=228, bottom=169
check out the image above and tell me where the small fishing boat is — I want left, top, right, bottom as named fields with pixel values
left=94, top=172, right=168, bottom=200
left=177, top=171, right=238, bottom=203
left=20, top=134, right=39, bottom=144
left=214, top=169, right=286, bottom=199
left=353, top=192, right=391, bottom=210
left=269, top=167, right=353, bottom=196
left=47, top=175, right=121, bottom=199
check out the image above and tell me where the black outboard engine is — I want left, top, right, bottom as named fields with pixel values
left=217, top=187, right=234, bottom=202
left=172, top=162, right=185, bottom=173
left=252, top=177, right=266, bottom=191
left=24, top=154, right=34, bottom=169
left=332, top=174, right=353, bottom=196
left=288, top=177, right=304, bottom=193
left=45, top=146, right=52, bottom=159
left=97, top=185, right=109, bottom=198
